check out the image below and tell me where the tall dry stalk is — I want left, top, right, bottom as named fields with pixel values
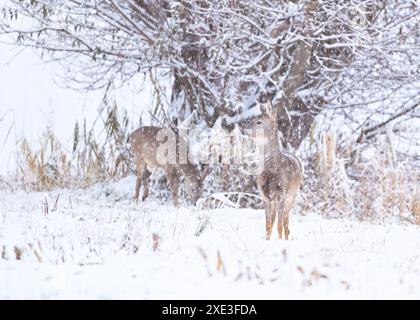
left=16, top=128, right=71, bottom=190
left=16, top=101, right=135, bottom=190
left=354, top=132, right=418, bottom=220
left=410, top=184, right=420, bottom=224
left=313, top=130, right=353, bottom=217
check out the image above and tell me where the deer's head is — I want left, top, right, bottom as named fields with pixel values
left=180, top=163, right=211, bottom=204
left=238, top=101, right=280, bottom=145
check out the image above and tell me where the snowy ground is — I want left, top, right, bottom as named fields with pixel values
left=0, top=176, right=420, bottom=299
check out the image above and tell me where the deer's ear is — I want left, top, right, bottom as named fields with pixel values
left=258, top=101, right=267, bottom=115
left=200, top=163, right=211, bottom=179
left=266, top=101, right=277, bottom=120
left=266, top=100, right=273, bottom=113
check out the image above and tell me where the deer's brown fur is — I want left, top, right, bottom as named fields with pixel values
left=129, top=126, right=209, bottom=206
left=247, top=103, right=303, bottom=240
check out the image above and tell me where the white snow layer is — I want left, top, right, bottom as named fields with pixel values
left=0, top=176, right=419, bottom=299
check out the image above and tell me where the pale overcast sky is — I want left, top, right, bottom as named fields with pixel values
left=0, top=0, right=156, bottom=176
left=0, top=38, right=152, bottom=176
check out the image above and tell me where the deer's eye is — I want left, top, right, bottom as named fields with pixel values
left=256, top=120, right=263, bottom=125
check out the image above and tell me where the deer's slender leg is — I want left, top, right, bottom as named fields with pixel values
left=142, top=168, right=151, bottom=201
left=171, top=177, right=180, bottom=207
left=134, top=161, right=145, bottom=202
left=282, top=198, right=292, bottom=241
left=270, top=200, right=278, bottom=238
left=167, top=168, right=180, bottom=207
left=283, top=212, right=290, bottom=240
left=277, top=197, right=285, bottom=239
left=185, top=179, right=196, bottom=204
left=282, top=191, right=298, bottom=240
left=266, top=201, right=278, bottom=240
left=264, top=200, right=272, bottom=240
left=134, top=176, right=142, bottom=202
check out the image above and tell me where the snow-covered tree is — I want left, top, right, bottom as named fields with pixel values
left=1, top=0, right=419, bottom=149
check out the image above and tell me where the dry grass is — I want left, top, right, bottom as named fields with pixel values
left=353, top=141, right=418, bottom=221
left=411, top=186, right=420, bottom=224
left=17, top=129, right=71, bottom=190
left=152, top=233, right=161, bottom=252
left=305, top=128, right=420, bottom=223
left=310, top=130, right=354, bottom=217
left=14, top=103, right=134, bottom=191
left=7, top=102, right=420, bottom=224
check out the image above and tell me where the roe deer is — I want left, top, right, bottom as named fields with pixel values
left=245, top=102, right=304, bottom=240
left=129, top=126, right=210, bottom=206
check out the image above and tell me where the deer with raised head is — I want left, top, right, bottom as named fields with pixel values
left=129, top=126, right=209, bottom=206
left=245, top=101, right=304, bottom=240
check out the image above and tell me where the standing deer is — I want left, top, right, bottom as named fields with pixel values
left=245, top=102, right=304, bottom=240
left=129, top=126, right=209, bottom=206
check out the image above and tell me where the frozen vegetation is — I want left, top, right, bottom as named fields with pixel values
left=1, top=176, right=419, bottom=299
left=0, top=0, right=419, bottom=300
